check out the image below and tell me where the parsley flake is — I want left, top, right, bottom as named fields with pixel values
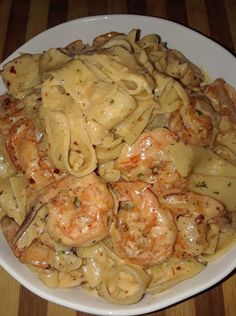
left=195, top=181, right=208, bottom=188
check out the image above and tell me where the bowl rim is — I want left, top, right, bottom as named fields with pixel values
left=1, top=14, right=235, bottom=66
left=0, top=13, right=236, bottom=316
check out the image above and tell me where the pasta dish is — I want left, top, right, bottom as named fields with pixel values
left=0, top=29, right=236, bottom=304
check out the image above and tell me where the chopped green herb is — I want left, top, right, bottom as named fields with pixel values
left=58, top=154, right=62, bottom=161
left=110, top=99, right=114, bottom=104
left=213, top=191, right=219, bottom=195
left=228, top=182, right=232, bottom=187
left=195, top=181, right=208, bottom=188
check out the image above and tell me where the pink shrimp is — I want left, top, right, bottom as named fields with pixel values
left=110, top=181, right=177, bottom=266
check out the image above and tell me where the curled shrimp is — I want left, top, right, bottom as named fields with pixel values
left=160, top=192, right=230, bottom=257
left=116, top=128, right=186, bottom=194
left=167, top=94, right=218, bottom=146
left=5, top=119, right=55, bottom=190
left=13, top=173, right=115, bottom=248
left=1, top=215, right=55, bottom=268
left=1, top=216, right=82, bottom=275
left=110, top=181, right=177, bottom=266
left=116, top=128, right=178, bottom=180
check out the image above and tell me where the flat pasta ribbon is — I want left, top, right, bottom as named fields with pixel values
left=40, top=78, right=97, bottom=177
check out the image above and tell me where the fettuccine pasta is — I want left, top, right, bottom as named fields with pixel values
left=0, top=29, right=236, bottom=305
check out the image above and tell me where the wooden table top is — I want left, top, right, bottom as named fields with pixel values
left=0, top=1, right=235, bottom=316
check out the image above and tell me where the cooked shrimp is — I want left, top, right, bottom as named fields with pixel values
left=0, top=95, right=24, bottom=135
left=152, top=161, right=187, bottom=195
left=110, top=181, right=177, bottom=266
left=19, top=234, right=82, bottom=272
left=1, top=215, right=54, bottom=267
left=1, top=216, right=82, bottom=271
left=20, top=240, right=55, bottom=269
left=116, top=128, right=178, bottom=180
left=13, top=173, right=114, bottom=248
left=6, top=119, right=55, bottom=190
left=160, top=192, right=230, bottom=257
left=167, top=94, right=218, bottom=146
left=116, top=128, right=186, bottom=194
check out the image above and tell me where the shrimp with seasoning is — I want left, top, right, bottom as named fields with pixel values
left=1, top=215, right=83, bottom=286
left=13, top=173, right=115, bottom=248
left=167, top=94, right=218, bottom=147
left=110, top=181, right=177, bottom=266
left=116, top=128, right=187, bottom=194
left=160, top=192, right=230, bottom=257
left=1, top=210, right=55, bottom=268
left=5, top=118, right=56, bottom=191
left=1, top=216, right=53, bottom=268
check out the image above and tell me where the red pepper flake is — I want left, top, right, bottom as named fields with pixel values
left=176, top=266, right=181, bottom=271
left=37, top=97, right=42, bottom=101
left=10, top=66, right=16, bottom=74
left=54, top=168, right=60, bottom=174
left=196, top=214, right=204, bottom=225
left=29, top=177, right=36, bottom=184
left=6, top=80, right=11, bottom=87
left=0, top=191, right=3, bottom=195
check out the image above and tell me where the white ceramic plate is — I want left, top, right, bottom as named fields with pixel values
left=0, top=14, right=235, bottom=316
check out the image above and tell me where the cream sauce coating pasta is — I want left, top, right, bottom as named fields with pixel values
left=0, top=29, right=236, bottom=305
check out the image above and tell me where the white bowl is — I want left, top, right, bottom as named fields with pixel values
left=0, top=14, right=235, bottom=316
